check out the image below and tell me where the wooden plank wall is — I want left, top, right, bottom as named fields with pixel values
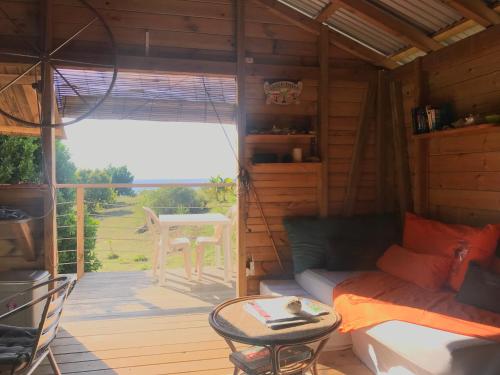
left=392, top=25, right=500, bottom=227
left=244, top=42, right=378, bottom=292
left=0, top=186, right=46, bottom=270
left=328, top=70, right=378, bottom=216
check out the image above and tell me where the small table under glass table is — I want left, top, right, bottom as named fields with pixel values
left=209, top=296, right=341, bottom=375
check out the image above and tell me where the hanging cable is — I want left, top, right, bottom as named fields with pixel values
left=201, top=77, right=285, bottom=272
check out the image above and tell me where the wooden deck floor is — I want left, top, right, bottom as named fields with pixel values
left=35, top=269, right=371, bottom=375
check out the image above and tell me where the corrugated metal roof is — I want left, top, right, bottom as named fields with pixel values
left=439, top=23, right=485, bottom=46
left=278, top=0, right=329, bottom=18
left=327, top=8, right=407, bottom=55
left=373, top=0, right=464, bottom=34
left=277, top=0, right=498, bottom=65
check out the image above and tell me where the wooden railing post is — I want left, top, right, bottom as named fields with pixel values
left=76, top=187, right=85, bottom=279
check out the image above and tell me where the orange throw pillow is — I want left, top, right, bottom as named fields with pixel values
left=448, top=224, right=499, bottom=291
left=377, top=244, right=453, bottom=291
left=403, top=212, right=480, bottom=258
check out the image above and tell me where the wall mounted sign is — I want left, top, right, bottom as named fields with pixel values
left=264, top=81, right=303, bottom=105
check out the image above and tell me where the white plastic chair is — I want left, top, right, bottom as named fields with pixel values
left=143, top=207, right=192, bottom=283
left=195, top=206, right=237, bottom=280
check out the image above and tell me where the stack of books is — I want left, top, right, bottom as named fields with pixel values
left=230, top=345, right=312, bottom=374
left=411, top=104, right=453, bottom=134
left=244, top=297, right=329, bottom=330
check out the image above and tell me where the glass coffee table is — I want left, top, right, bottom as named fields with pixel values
left=209, top=295, right=341, bottom=375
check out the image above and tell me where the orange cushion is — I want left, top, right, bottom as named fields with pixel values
left=403, top=212, right=480, bottom=258
left=377, top=244, right=453, bottom=291
left=448, top=224, right=499, bottom=291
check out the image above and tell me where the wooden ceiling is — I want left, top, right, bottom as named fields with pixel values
left=0, top=63, right=65, bottom=138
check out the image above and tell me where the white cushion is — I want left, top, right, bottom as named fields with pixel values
left=352, top=321, right=500, bottom=375
left=294, top=269, right=360, bottom=306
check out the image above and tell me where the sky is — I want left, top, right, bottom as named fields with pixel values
left=62, top=119, right=238, bottom=181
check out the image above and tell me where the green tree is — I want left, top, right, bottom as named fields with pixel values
left=76, top=168, right=116, bottom=213
left=199, top=176, right=236, bottom=213
left=0, top=136, right=102, bottom=273
left=106, top=165, right=135, bottom=196
left=56, top=143, right=101, bottom=273
left=140, top=187, right=207, bottom=215
left=0, top=135, right=41, bottom=184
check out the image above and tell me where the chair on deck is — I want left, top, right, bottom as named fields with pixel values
left=0, top=276, right=75, bottom=375
left=143, top=207, right=192, bottom=283
left=195, top=205, right=237, bottom=280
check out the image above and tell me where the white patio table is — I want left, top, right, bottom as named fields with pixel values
left=159, top=213, right=232, bottom=285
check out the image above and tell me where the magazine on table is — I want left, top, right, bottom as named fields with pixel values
left=244, top=297, right=329, bottom=329
left=230, top=345, right=312, bottom=373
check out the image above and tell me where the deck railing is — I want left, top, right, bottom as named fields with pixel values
left=55, top=182, right=236, bottom=278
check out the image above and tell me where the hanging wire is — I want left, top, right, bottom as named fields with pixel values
left=200, top=77, right=285, bottom=272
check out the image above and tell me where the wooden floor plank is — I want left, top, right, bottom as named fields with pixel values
left=34, top=269, right=370, bottom=375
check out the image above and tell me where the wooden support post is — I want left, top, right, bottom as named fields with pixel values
left=375, top=70, right=389, bottom=214
left=76, top=187, right=85, bottom=279
left=413, top=58, right=429, bottom=216
left=343, top=81, right=377, bottom=217
left=41, top=0, right=57, bottom=276
left=236, top=0, right=247, bottom=297
left=319, top=25, right=329, bottom=217
left=390, top=80, right=413, bottom=221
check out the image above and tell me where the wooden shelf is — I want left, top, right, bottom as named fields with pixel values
left=248, top=162, right=321, bottom=173
left=245, top=134, right=315, bottom=143
left=412, top=123, right=499, bottom=140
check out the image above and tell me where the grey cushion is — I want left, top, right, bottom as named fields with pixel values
left=284, top=217, right=332, bottom=273
left=326, top=214, right=401, bottom=271
left=456, top=262, right=500, bottom=314
left=0, top=324, right=37, bottom=373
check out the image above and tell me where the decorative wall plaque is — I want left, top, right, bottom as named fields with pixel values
left=264, top=81, right=303, bottom=105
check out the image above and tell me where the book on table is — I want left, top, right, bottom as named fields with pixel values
left=244, top=297, right=330, bottom=329
left=230, top=345, right=312, bottom=374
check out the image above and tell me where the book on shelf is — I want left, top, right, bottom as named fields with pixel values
left=244, top=297, right=329, bottom=329
left=230, top=345, right=312, bottom=374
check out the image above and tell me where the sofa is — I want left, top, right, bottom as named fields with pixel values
left=259, top=214, right=500, bottom=375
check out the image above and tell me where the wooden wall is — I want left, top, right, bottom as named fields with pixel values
left=242, top=19, right=378, bottom=293
left=392, top=25, right=500, bottom=227
left=0, top=186, right=46, bottom=271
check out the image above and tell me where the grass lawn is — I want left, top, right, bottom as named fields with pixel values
left=93, top=195, right=235, bottom=272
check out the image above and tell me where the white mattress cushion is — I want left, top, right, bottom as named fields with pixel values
left=352, top=321, right=500, bottom=375
left=294, top=269, right=360, bottom=305
left=259, top=278, right=352, bottom=351
left=259, top=279, right=314, bottom=299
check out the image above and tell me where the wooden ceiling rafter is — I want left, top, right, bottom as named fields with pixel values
left=442, top=0, right=500, bottom=27
left=254, top=0, right=398, bottom=69
left=336, top=0, right=443, bottom=53
left=316, top=0, right=343, bottom=23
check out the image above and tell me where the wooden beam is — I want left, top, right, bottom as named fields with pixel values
left=117, top=55, right=236, bottom=77
left=40, top=0, right=57, bottom=277
left=442, top=0, right=500, bottom=27
left=316, top=0, right=343, bottom=23
left=329, top=32, right=399, bottom=69
left=343, top=81, right=377, bottom=217
left=319, top=25, right=329, bottom=217
left=340, top=0, right=443, bottom=53
left=390, top=80, right=413, bottom=221
left=254, top=0, right=398, bottom=69
left=375, top=70, right=389, bottom=214
left=412, top=58, right=429, bottom=216
left=236, top=0, right=247, bottom=297
left=253, top=0, right=320, bottom=35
